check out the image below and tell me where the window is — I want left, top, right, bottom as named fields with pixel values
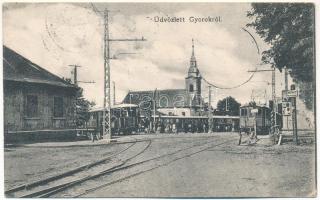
left=26, top=95, right=38, bottom=118
left=54, top=97, right=64, bottom=117
left=240, top=108, right=247, bottom=116
left=189, top=84, right=194, bottom=92
left=182, top=112, right=186, bottom=116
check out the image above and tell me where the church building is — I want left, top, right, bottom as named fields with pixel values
left=122, top=40, right=206, bottom=117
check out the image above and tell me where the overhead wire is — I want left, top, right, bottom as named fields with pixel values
left=200, top=27, right=260, bottom=90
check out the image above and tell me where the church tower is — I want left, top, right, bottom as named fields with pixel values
left=185, top=39, right=202, bottom=107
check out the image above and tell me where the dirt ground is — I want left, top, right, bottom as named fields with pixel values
left=4, top=132, right=316, bottom=197
left=4, top=142, right=132, bottom=189
left=98, top=143, right=315, bottom=197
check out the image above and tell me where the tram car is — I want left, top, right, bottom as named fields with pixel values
left=87, top=104, right=140, bottom=135
left=239, top=104, right=282, bottom=135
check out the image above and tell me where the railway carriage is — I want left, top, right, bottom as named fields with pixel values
left=151, top=115, right=209, bottom=133
left=87, top=104, right=140, bottom=135
left=239, top=104, right=282, bottom=135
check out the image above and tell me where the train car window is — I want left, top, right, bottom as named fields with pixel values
left=258, top=108, right=262, bottom=115
left=249, top=108, right=253, bottom=117
left=241, top=108, right=246, bottom=116
left=131, top=108, right=136, bottom=116
left=240, top=108, right=245, bottom=116
left=121, top=110, right=126, bottom=117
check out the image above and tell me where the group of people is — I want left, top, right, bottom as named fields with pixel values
left=138, top=118, right=210, bottom=134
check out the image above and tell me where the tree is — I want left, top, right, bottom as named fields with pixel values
left=215, top=96, right=241, bottom=116
left=75, top=88, right=95, bottom=127
left=247, top=3, right=315, bottom=110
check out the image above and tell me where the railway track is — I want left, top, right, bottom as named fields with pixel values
left=5, top=138, right=151, bottom=198
left=71, top=136, right=237, bottom=197
left=60, top=136, right=237, bottom=197
left=5, top=135, right=237, bottom=198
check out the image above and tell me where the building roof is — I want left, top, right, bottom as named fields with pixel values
left=122, top=89, right=191, bottom=108
left=122, top=89, right=194, bottom=117
left=3, top=45, right=77, bottom=88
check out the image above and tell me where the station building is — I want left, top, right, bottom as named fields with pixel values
left=3, top=46, right=79, bottom=142
left=122, top=40, right=206, bottom=118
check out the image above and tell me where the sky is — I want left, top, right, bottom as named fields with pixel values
left=3, top=3, right=292, bottom=108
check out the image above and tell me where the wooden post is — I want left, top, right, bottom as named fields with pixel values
left=291, top=96, right=299, bottom=145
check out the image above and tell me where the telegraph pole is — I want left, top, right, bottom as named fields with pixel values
left=69, top=65, right=96, bottom=85
left=102, top=9, right=111, bottom=140
left=225, top=97, right=229, bottom=112
left=284, top=67, right=288, bottom=91
left=113, top=81, right=116, bottom=106
left=208, top=86, right=213, bottom=133
left=284, top=66, right=289, bottom=130
left=271, top=66, right=277, bottom=135
left=68, top=65, right=81, bottom=85
left=68, top=65, right=95, bottom=132
left=97, top=8, right=146, bottom=140
left=289, top=84, right=299, bottom=145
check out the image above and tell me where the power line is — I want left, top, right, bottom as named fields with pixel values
left=199, top=27, right=260, bottom=90
left=202, top=71, right=256, bottom=90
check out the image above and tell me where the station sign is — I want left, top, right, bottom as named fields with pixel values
left=287, top=90, right=298, bottom=97
left=282, top=90, right=298, bottom=100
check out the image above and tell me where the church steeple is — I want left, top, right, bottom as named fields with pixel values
left=188, top=38, right=199, bottom=76
left=191, top=38, right=196, bottom=62
left=185, top=38, right=202, bottom=109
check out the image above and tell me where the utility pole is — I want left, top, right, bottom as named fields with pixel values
left=225, top=97, right=229, bottom=112
left=289, top=84, right=299, bottom=145
left=284, top=66, right=289, bottom=130
left=102, top=9, right=111, bottom=140
left=208, top=86, right=213, bottom=133
left=69, top=65, right=81, bottom=86
left=153, top=88, right=157, bottom=132
left=113, top=81, right=116, bottom=106
left=69, top=65, right=96, bottom=85
left=292, top=95, right=298, bottom=144
left=284, top=67, right=288, bottom=91
left=68, top=65, right=95, bottom=132
left=96, top=8, right=146, bottom=140
left=271, top=67, right=277, bottom=135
